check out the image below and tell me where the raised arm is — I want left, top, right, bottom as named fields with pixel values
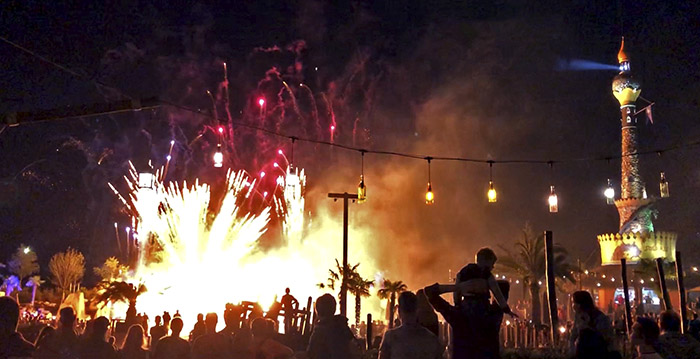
left=487, top=275, right=511, bottom=313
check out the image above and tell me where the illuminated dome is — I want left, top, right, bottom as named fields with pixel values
left=612, top=72, right=641, bottom=105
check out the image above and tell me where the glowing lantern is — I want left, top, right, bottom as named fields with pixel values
left=425, top=182, right=434, bottom=204
left=604, top=179, right=615, bottom=205
left=358, top=175, right=367, bottom=203
left=213, top=145, right=223, bottom=168
left=357, top=151, right=367, bottom=203
left=548, top=185, right=558, bottom=213
left=659, top=172, right=669, bottom=198
left=487, top=181, right=497, bottom=203
left=138, top=171, right=155, bottom=189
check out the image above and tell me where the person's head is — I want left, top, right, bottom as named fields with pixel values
left=285, top=288, right=290, bottom=294
left=631, top=317, right=660, bottom=347
left=476, top=247, right=497, bottom=270
left=397, top=291, right=418, bottom=324
left=572, top=291, right=595, bottom=313
left=315, top=294, right=337, bottom=318
left=197, top=313, right=204, bottom=322
left=497, top=280, right=510, bottom=301
left=205, top=312, right=218, bottom=333
left=91, top=316, right=110, bottom=340
left=170, top=317, right=183, bottom=336
left=122, top=324, right=145, bottom=350
left=59, top=306, right=77, bottom=329
left=155, top=315, right=162, bottom=326
left=659, top=310, right=681, bottom=333
left=0, top=296, right=20, bottom=334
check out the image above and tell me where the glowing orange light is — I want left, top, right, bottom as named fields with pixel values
left=487, top=181, right=497, bottom=203
left=330, top=125, right=335, bottom=131
left=258, top=98, right=265, bottom=107
left=218, top=126, right=224, bottom=134
left=357, top=176, right=367, bottom=203
left=548, top=185, right=558, bottom=213
left=425, top=183, right=434, bottom=204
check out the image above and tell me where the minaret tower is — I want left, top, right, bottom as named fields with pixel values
left=597, top=38, right=677, bottom=266
left=612, top=38, right=647, bottom=232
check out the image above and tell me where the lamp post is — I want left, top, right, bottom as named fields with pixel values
left=328, top=192, right=359, bottom=318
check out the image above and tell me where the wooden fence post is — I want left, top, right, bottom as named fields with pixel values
left=656, top=257, right=672, bottom=311
left=676, top=251, right=688, bottom=333
left=544, top=230, right=559, bottom=344
left=620, top=258, right=633, bottom=334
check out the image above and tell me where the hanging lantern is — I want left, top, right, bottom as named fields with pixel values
left=357, top=151, right=367, bottom=203
left=604, top=179, right=615, bottom=205
left=487, top=161, right=497, bottom=203
left=659, top=171, right=670, bottom=198
left=548, top=185, right=558, bottom=213
left=487, top=181, right=497, bottom=203
left=425, top=182, right=435, bottom=204
left=358, top=175, right=367, bottom=203
left=425, top=157, right=434, bottom=205
left=213, top=144, right=223, bottom=168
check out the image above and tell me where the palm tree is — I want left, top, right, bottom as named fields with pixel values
left=377, top=279, right=407, bottom=329
left=497, top=223, right=576, bottom=324
left=8, top=245, right=39, bottom=289
left=49, top=248, right=85, bottom=301
left=98, top=281, right=147, bottom=325
left=323, top=259, right=360, bottom=295
left=25, top=275, right=42, bottom=306
left=348, top=272, right=374, bottom=331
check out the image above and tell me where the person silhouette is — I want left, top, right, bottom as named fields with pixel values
left=0, top=296, right=35, bottom=358
left=280, top=288, right=299, bottom=334
left=119, top=324, right=148, bottom=359
left=307, top=294, right=356, bottom=359
left=153, top=317, right=190, bottom=359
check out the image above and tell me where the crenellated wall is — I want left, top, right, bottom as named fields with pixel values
left=597, top=231, right=677, bottom=265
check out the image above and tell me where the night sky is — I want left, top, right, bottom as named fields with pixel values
left=1, top=0, right=699, bottom=288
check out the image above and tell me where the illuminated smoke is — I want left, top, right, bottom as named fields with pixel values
left=111, top=162, right=382, bottom=331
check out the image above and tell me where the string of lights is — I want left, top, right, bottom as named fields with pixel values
left=4, top=36, right=700, bottom=207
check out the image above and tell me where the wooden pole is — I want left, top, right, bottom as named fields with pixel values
left=366, top=313, right=373, bottom=350
left=328, top=192, right=358, bottom=318
left=544, top=231, right=559, bottom=344
left=656, top=257, right=672, bottom=311
left=676, top=251, right=688, bottom=334
left=304, top=296, right=313, bottom=336
left=620, top=258, right=633, bottom=334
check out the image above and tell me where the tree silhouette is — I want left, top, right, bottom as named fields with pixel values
left=497, top=223, right=576, bottom=324
left=8, top=245, right=39, bottom=288
left=98, top=281, right=147, bottom=325
left=48, top=248, right=85, bottom=301
left=348, top=271, right=374, bottom=331
left=93, top=257, right=129, bottom=282
left=377, top=279, right=407, bottom=329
